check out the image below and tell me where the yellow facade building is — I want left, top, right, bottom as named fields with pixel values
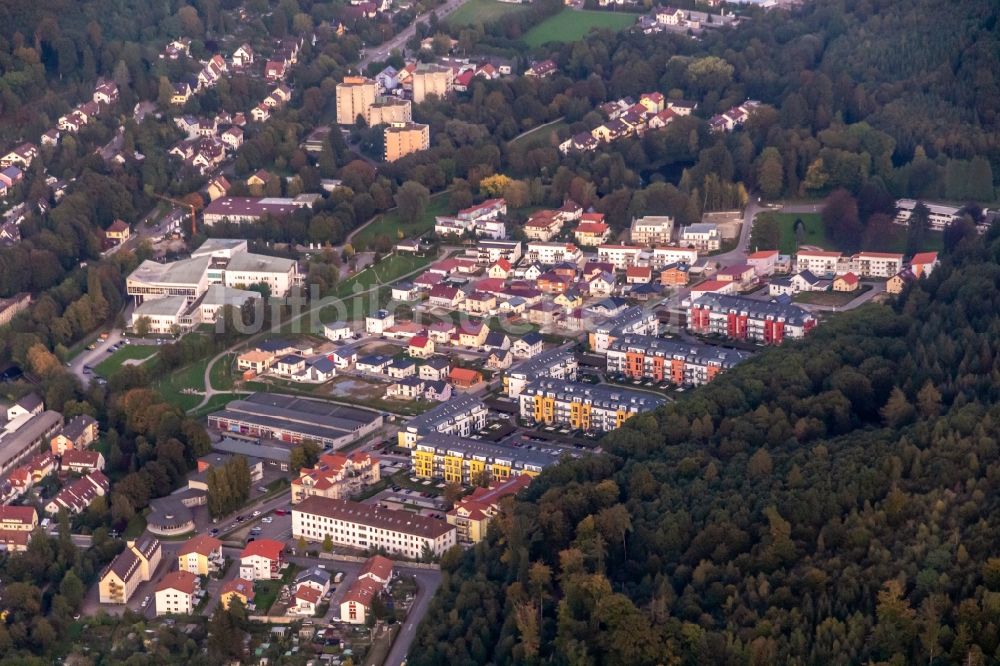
left=384, top=122, right=430, bottom=162
left=411, top=433, right=553, bottom=486
left=336, top=76, right=377, bottom=125
left=99, top=537, right=162, bottom=605
left=412, top=65, right=452, bottom=103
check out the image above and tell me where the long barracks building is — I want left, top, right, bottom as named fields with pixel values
left=518, top=378, right=666, bottom=432
left=687, top=293, right=816, bottom=344
left=606, top=334, right=751, bottom=386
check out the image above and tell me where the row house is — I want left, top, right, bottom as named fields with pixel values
left=558, top=131, right=600, bottom=153
left=709, top=100, right=761, bottom=134
left=606, top=334, right=750, bottom=386
left=44, top=470, right=109, bottom=515
left=687, top=293, right=817, bottom=344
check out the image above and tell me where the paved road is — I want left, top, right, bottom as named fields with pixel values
left=359, top=0, right=472, bottom=69
left=383, top=568, right=441, bottom=666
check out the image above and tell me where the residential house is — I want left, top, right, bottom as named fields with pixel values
left=488, top=349, right=513, bottom=370
left=625, top=266, right=652, bottom=284
left=155, top=571, right=199, bottom=615
left=387, top=376, right=426, bottom=401
left=455, top=321, right=489, bottom=347
left=598, top=245, right=643, bottom=270
left=50, top=415, right=98, bottom=456
left=232, top=43, right=255, bottom=67
left=910, top=251, right=939, bottom=278
left=177, top=534, right=224, bottom=575
left=525, top=59, right=557, bottom=78
left=220, top=578, right=255, bottom=610
left=660, top=263, right=689, bottom=286
left=323, top=321, right=353, bottom=341
left=239, top=539, right=284, bottom=580
left=408, top=336, right=435, bottom=358
left=291, top=451, right=380, bottom=504
left=61, top=449, right=105, bottom=474
left=447, top=475, right=532, bottom=544
left=833, top=272, right=860, bottom=292
left=419, top=357, right=451, bottom=381
left=886, top=269, right=916, bottom=295
left=512, top=332, right=544, bottom=359
left=423, top=380, right=452, bottom=402
left=574, top=218, right=611, bottom=247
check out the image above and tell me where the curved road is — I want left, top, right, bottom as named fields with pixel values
left=191, top=247, right=446, bottom=412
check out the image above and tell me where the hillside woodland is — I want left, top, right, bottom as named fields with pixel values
left=410, top=224, right=1000, bottom=665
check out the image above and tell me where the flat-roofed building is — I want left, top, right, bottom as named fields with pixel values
left=293, top=496, right=457, bottom=559
left=0, top=410, right=63, bottom=476
left=208, top=393, right=383, bottom=450
left=202, top=197, right=311, bottom=225
left=336, top=76, right=377, bottom=125
left=606, top=334, right=750, bottom=386
left=518, top=379, right=666, bottom=432
left=397, top=394, right=488, bottom=449
left=894, top=199, right=962, bottom=231
left=384, top=122, right=429, bottom=162
left=412, top=433, right=553, bottom=485
left=504, top=347, right=578, bottom=398
left=630, top=215, right=674, bottom=246
left=412, top=64, right=452, bottom=103
left=365, top=97, right=412, bottom=126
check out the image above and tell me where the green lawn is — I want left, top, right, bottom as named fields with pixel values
left=793, top=286, right=871, bottom=307
left=760, top=211, right=945, bottom=255
left=155, top=358, right=210, bottom=411
left=508, top=120, right=569, bottom=151
left=523, top=8, right=636, bottom=47
left=93, top=345, right=159, bottom=378
left=210, top=353, right=235, bottom=391
left=446, top=0, right=530, bottom=25
left=351, top=194, right=452, bottom=250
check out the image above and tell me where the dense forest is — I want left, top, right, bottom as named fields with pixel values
left=410, top=221, right=1000, bottom=665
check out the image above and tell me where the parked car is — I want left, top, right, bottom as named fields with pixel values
left=252, top=510, right=261, bottom=517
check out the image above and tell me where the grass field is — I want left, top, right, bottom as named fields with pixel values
left=94, top=346, right=159, bottom=378
left=523, top=9, right=636, bottom=47
left=351, top=194, right=452, bottom=249
left=508, top=120, right=569, bottom=150
left=793, top=285, right=872, bottom=307
left=155, top=358, right=210, bottom=411
left=210, top=353, right=235, bottom=391
left=446, top=0, right=530, bottom=25
left=760, top=211, right=945, bottom=255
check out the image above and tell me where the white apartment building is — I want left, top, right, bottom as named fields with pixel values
left=397, top=395, right=488, bottom=448
left=526, top=242, right=582, bottom=266
left=597, top=245, right=644, bottom=270
left=894, top=199, right=962, bottom=231
left=505, top=348, right=579, bottom=398
left=293, top=496, right=457, bottom=559
left=651, top=246, right=699, bottom=267
left=794, top=250, right=843, bottom=276
left=852, top=252, right=903, bottom=278
left=679, top=223, right=720, bottom=251
left=155, top=571, right=198, bottom=616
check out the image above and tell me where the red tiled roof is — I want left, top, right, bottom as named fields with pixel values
left=240, top=538, right=284, bottom=561
left=360, top=555, right=393, bottom=581
left=156, top=570, right=198, bottom=595
left=296, top=584, right=322, bottom=604
left=179, top=533, right=222, bottom=557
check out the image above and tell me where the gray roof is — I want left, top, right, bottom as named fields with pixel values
left=691, top=293, right=815, bottom=325
left=415, top=432, right=557, bottom=473
left=521, top=378, right=666, bottom=413
left=209, top=393, right=381, bottom=445
left=213, top=437, right=291, bottom=463
left=225, top=252, right=296, bottom=273
left=508, top=347, right=575, bottom=379
left=130, top=255, right=212, bottom=287
left=0, top=410, right=62, bottom=471
left=609, top=334, right=750, bottom=368
left=404, top=394, right=485, bottom=435
left=134, top=295, right=187, bottom=317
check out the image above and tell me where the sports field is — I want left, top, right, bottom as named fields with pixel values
left=447, top=0, right=530, bottom=26
left=523, top=9, right=636, bottom=47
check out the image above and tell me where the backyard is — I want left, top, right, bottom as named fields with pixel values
left=523, top=9, right=636, bottom=47
left=93, top=345, right=159, bottom=378
left=446, top=0, right=530, bottom=25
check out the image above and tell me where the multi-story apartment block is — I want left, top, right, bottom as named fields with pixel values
left=687, top=293, right=817, bottom=344
left=597, top=244, right=644, bottom=270
left=852, top=252, right=903, bottom=278
left=447, top=475, right=533, bottom=544
left=518, top=379, right=666, bottom=432
left=894, top=199, right=961, bottom=231
left=411, top=433, right=554, bottom=485
left=504, top=347, right=578, bottom=397
left=630, top=215, right=674, bottom=246
left=526, top=242, right=582, bottom=266
left=292, top=496, right=457, bottom=559
left=155, top=571, right=199, bottom=616
left=477, top=239, right=523, bottom=265
left=397, top=394, right=488, bottom=448
left=384, top=122, right=430, bottom=162
left=99, top=537, right=162, bottom=604
left=365, top=97, right=412, bottom=126
left=589, top=306, right=660, bottom=353
left=650, top=246, right=699, bottom=268
left=412, top=64, right=452, bottom=103
left=177, top=534, right=224, bottom=576
left=606, top=335, right=750, bottom=386
left=679, top=223, right=720, bottom=251
left=794, top=250, right=844, bottom=276
left=290, top=451, right=381, bottom=504
left=336, top=76, right=377, bottom=125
